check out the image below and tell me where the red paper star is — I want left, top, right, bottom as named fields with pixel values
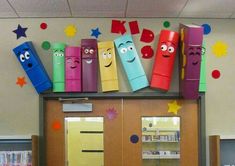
left=16, top=76, right=27, bottom=87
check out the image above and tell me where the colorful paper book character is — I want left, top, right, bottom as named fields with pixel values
left=199, top=43, right=206, bottom=92
left=150, top=29, right=179, bottom=91
left=98, top=41, right=119, bottom=92
left=81, top=39, right=98, bottom=92
left=114, top=34, right=149, bottom=92
left=52, top=43, right=66, bottom=92
left=179, top=24, right=203, bottom=99
left=13, top=41, right=52, bottom=93
left=65, top=46, right=81, bottom=92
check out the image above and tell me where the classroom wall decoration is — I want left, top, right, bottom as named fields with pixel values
left=13, top=24, right=28, bottom=39
left=16, top=76, right=27, bottom=88
left=212, top=41, right=228, bottom=58
left=64, top=25, right=77, bottom=37
left=167, top=100, right=181, bottom=115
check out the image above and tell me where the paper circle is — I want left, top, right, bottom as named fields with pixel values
left=202, top=24, right=211, bottom=35
left=41, top=41, right=51, bottom=50
left=130, top=134, right=139, bottom=144
left=40, top=23, right=47, bottom=30
left=163, top=21, right=170, bottom=28
left=212, top=70, right=221, bottom=79
left=52, top=120, right=62, bottom=131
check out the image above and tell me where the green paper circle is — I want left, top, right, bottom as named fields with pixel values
left=163, top=21, right=170, bottom=28
left=41, top=41, right=51, bottom=50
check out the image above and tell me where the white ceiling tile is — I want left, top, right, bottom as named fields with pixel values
left=0, top=0, right=17, bottom=17
left=68, top=0, right=126, bottom=17
left=126, top=0, right=188, bottom=17
left=8, top=0, right=71, bottom=17
left=180, top=0, right=235, bottom=18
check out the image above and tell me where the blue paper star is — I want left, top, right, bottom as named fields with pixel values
left=13, top=24, right=28, bottom=39
left=91, top=27, right=101, bottom=39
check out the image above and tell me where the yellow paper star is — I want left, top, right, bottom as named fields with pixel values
left=168, top=100, right=181, bottom=115
left=64, top=25, right=77, bottom=37
left=212, top=41, right=228, bottom=58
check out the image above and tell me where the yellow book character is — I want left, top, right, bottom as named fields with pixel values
left=98, top=41, right=119, bottom=92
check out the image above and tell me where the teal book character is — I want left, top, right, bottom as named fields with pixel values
left=52, top=43, right=66, bottom=92
left=114, top=34, right=149, bottom=92
left=199, top=43, right=206, bottom=92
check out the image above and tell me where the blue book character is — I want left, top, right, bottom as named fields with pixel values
left=114, top=34, right=149, bottom=91
left=13, top=41, right=52, bottom=93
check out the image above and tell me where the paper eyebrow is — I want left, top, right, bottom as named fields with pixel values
left=118, top=43, right=124, bottom=48
left=126, top=41, right=133, bottom=44
left=107, top=48, right=111, bottom=51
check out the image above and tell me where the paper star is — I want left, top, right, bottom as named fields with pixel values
left=64, top=25, right=77, bottom=37
left=16, top=76, right=27, bottom=87
left=106, top=107, right=118, bottom=120
left=168, top=100, right=181, bottom=115
left=212, top=41, right=228, bottom=58
left=13, top=24, right=28, bottom=39
left=91, top=27, right=101, bottom=38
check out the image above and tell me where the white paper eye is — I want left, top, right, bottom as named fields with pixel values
left=20, top=54, right=25, bottom=62
left=107, top=52, right=112, bottom=58
left=161, top=44, right=167, bottom=51
left=24, top=51, right=30, bottom=59
left=90, top=49, right=94, bottom=54
left=59, top=53, right=64, bottom=57
left=168, top=46, right=175, bottom=53
left=128, top=46, right=134, bottom=51
left=54, top=52, right=59, bottom=56
left=84, top=49, right=89, bottom=54
left=102, top=52, right=107, bottom=59
left=120, top=48, right=127, bottom=53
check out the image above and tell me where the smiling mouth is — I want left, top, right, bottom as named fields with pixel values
left=70, top=66, right=77, bottom=69
left=105, top=61, right=112, bottom=68
left=192, top=61, right=198, bottom=65
left=127, top=57, right=136, bottom=63
left=86, top=59, right=93, bottom=64
left=163, top=55, right=170, bottom=58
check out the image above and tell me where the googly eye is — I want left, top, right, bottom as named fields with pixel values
left=20, top=54, right=25, bottom=62
left=161, top=44, right=167, bottom=51
left=120, top=48, right=127, bottom=53
left=84, top=49, right=89, bottom=54
left=107, top=52, right=112, bottom=58
left=24, top=51, right=30, bottom=59
left=59, top=53, right=64, bottom=57
left=102, top=52, right=107, bottom=59
left=168, top=46, right=175, bottom=53
left=128, top=46, right=134, bottom=51
left=54, top=52, right=59, bottom=56
left=90, top=49, right=94, bottom=54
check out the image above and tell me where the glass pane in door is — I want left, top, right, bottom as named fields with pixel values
left=65, top=117, right=104, bottom=166
left=142, top=117, right=180, bottom=166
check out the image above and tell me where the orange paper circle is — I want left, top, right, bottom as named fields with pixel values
left=52, top=120, right=62, bottom=131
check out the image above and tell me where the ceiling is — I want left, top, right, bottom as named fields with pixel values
left=1, top=0, right=235, bottom=18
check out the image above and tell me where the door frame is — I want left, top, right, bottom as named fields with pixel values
left=39, top=92, right=206, bottom=166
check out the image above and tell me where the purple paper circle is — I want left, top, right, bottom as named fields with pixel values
left=130, top=134, right=139, bottom=144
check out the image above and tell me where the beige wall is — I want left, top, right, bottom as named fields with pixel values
left=0, top=18, right=235, bottom=165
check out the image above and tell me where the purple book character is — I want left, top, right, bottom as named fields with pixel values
left=81, top=39, right=98, bottom=92
left=65, top=46, right=81, bottom=92
left=179, top=24, right=203, bottom=99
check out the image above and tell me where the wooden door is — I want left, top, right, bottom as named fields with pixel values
left=123, top=99, right=199, bottom=166
left=45, top=99, right=123, bottom=166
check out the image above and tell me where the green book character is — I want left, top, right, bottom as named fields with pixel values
left=199, top=43, right=206, bottom=92
left=52, top=43, right=66, bottom=92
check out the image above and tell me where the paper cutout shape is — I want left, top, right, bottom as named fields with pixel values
left=40, top=23, right=47, bottom=30
left=212, top=69, right=220, bottom=79
left=65, top=46, right=82, bottom=92
left=111, top=20, right=126, bottom=35
left=212, top=41, right=228, bottom=58
left=179, top=24, right=203, bottom=99
left=52, top=120, right=62, bottom=131
left=141, top=45, right=154, bottom=59
left=91, top=27, right=101, bottom=39
left=16, top=76, right=27, bottom=87
left=202, top=23, right=211, bottom=35
left=52, top=43, right=66, bottom=92
left=98, top=41, right=119, bottom=92
left=129, top=21, right=140, bottom=35
left=114, top=34, right=149, bottom=92
left=64, top=25, right=77, bottom=37
left=13, top=24, right=28, bottom=39
left=168, top=100, right=181, bottom=115
left=130, top=135, right=139, bottom=144
left=13, top=42, right=52, bottom=93
left=41, top=41, right=51, bottom=50
left=150, top=30, right=179, bottom=91
left=140, top=29, right=154, bottom=43
left=163, top=21, right=170, bottom=28
left=199, top=44, right=206, bottom=92
left=106, top=107, right=118, bottom=120
left=81, top=39, right=98, bottom=92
